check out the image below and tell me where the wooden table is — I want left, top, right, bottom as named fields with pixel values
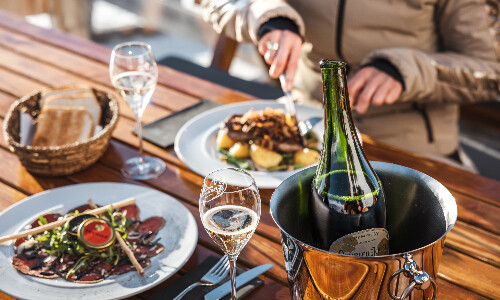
left=0, top=10, right=498, bottom=300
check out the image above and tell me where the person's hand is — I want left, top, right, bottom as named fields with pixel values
left=348, top=67, right=403, bottom=114
left=258, top=30, right=302, bottom=91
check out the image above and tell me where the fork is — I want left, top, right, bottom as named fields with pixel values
left=279, top=73, right=297, bottom=117
left=279, top=73, right=322, bottom=138
left=173, top=255, right=230, bottom=300
left=298, top=116, right=322, bottom=136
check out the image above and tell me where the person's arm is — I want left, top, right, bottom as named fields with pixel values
left=200, top=0, right=304, bottom=90
left=356, top=0, right=500, bottom=108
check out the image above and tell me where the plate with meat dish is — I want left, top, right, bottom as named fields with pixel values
left=174, top=100, right=324, bottom=189
left=0, top=182, right=198, bottom=300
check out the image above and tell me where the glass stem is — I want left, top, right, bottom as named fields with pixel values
left=135, top=115, right=144, bottom=163
left=228, top=255, right=238, bottom=300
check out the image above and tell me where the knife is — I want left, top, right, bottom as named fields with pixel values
left=204, top=264, right=273, bottom=300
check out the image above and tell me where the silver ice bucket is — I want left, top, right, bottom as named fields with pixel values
left=270, top=162, right=457, bottom=299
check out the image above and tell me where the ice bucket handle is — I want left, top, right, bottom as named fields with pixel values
left=282, top=234, right=301, bottom=281
left=388, top=254, right=437, bottom=300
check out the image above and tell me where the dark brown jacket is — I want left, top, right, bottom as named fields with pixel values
left=202, top=0, right=500, bottom=157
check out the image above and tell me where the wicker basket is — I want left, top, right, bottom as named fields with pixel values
left=2, top=87, right=119, bottom=176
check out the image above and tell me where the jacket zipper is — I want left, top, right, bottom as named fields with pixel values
left=413, top=103, right=434, bottom=143
left=336, top=0, right=346, bottom=61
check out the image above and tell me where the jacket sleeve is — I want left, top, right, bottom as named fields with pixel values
left=200, top=0, right=305, bottom=44
left=361, top=0, right=500, bottom=104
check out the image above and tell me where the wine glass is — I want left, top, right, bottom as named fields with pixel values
left=200, top=168, right=261, bottom=300
left=109, top=41, right=165, bottom=180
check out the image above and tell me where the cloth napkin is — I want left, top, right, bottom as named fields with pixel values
left=137, top=99, right=221, bottom=148
left=148, top=256, right=264, bottom=300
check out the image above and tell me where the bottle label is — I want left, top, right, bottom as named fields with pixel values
left=329, top=228, right=389, bottom=256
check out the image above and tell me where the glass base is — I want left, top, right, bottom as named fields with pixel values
left=121, top=156, right=166, bottom=180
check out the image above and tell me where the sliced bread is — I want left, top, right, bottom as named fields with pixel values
left=44, top=94, right=101, bottom=126
left=32, top=106, right=94, bottom=147
left=40, top=84, right=94, bottom=107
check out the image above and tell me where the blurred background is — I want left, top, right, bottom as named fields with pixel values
left=0, top=0, right=271, bottom=83
left=1, top=0, right=499, bottom=182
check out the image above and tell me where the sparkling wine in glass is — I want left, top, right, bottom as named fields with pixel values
left=200, top=168, right=261, bottom=299
left=109, top=41, right=165, bottom=180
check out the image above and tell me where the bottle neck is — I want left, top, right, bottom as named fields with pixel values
left=315, top=61, right=381, bottom=211
left=321, top=65, right=360, bottom=168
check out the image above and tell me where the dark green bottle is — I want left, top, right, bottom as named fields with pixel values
left=311, top=60, right=388, bottom=256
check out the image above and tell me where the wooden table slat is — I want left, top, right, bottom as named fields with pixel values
left=437, top=278, right=490, bottom=300
left=446, top=220, right=500, bottom=268
left=439, top=248, right=500, bottom=299
left=364, top=136, right=500, bottom=207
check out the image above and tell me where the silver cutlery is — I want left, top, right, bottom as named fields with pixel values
left=279, top=73, right=322, bottom=137
left=279, top=73, right=296, bottom=117
left=204, top=263, right=273, bottom=300
left=173, top=255, right=230, bottom=300
left=298, top=116, right=322, bottom=136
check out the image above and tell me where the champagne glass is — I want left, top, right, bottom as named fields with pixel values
left=200, top=168, right=261, bottom=299
left=109, top=41, right=165, bottom=180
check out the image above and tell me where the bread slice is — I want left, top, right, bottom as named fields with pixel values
left=44, top=94, right=101, bottom=126
left=32, top=106, right=94, bottom=147
left=40, top=85, right=94, bottom=107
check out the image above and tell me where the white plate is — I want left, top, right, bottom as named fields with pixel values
left=0, top=183, right=198, bottom=300
left=174, top=100, right=324, bottom=188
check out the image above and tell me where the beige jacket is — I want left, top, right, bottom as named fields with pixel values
left=201, top=0, right=500, bottom=157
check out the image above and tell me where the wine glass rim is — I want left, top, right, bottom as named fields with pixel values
left=205, top=167, right=256, bottom=185
left=201, top=168, right=257, bottom=202
left=112, top=41, right=152, bottom=57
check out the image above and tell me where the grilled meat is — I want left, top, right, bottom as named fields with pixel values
left=223, top=108, right=303, bottom=153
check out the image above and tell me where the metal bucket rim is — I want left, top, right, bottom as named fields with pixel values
left=269, top=161, right=458, bottom=258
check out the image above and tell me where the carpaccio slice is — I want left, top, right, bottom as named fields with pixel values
left=54, top=254, right=79, bottom=275
left=30, top=213, right=62, bottom=228
left=73, top=270, right=105, bottom=283
left=11, top=203, right=166, bottom=283
left=134, top=243, right=165, bottom=259
left=12, top=250, right=59, bottom=279
left=138, top=216, right=166, bottom=234
left=110, top=258, right=151, bottom=276
left=116, top=204, right=140, bottom=221
left=67, top=204, right=92, bottom=214
left=65, top=260, right=108, bottom=283
left=127, top=216, right=167, bottom=244
left=14, top=213, right=63, bottom=248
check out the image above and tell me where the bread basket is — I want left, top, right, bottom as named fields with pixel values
left=2, top=87, right=119, bottom=176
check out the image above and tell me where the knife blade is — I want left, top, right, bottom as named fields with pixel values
left=204, top=264, right=273, bottom=300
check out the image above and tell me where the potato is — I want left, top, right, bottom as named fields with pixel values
left=293, top=148, right=320, bottom=166
left=216, top=130, right=236, bottom=149
left=250, top=144, right=282, bottom=169
left=228, top=142, right=250, bottom=158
